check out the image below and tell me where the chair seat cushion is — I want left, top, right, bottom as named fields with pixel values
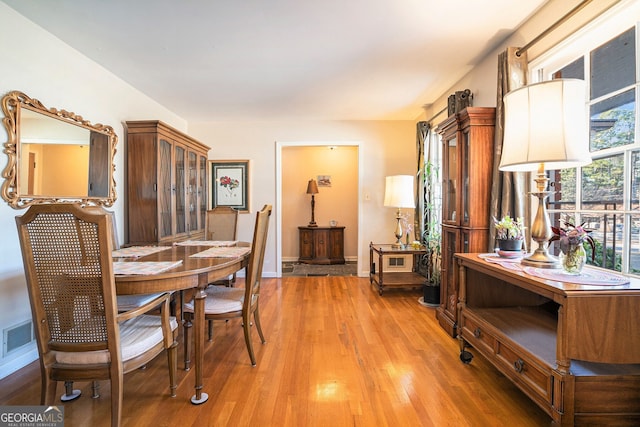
left=116, top=293, right=165, bottom=311
left=184, top=286, right=245, bottom=314
left=54, top=315, right=178, bottom=365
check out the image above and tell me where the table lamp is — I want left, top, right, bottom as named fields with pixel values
left=499, top=79, right=591, bottom=268
left=383, top=175, right=415, bottom=248
left=306, top=179, right=319, bottom=227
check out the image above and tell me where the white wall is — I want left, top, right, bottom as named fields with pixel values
left=0, top=4, right=186, bottom=378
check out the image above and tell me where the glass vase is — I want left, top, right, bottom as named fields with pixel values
left=560, top=243, right=586, bottom=275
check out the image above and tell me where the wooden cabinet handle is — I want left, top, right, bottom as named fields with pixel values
left=514, top=359, right=525, bottom=373
left=473, top=328, right=481, bottom=338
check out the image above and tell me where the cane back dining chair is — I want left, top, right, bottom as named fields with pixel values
left=183, top=204, right=272, bottom=367
left=15, top=203, right=178, bottom=427
left=205, top=206, right=239, bottom=287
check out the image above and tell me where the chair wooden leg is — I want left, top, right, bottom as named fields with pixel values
left=254, top=306, right=266, bottom=344
left=183, top=315, right=192, bottom=371
left=243, top=312, right=256, bottom=366
left=110, top=368, right=124, bottom=427
left=42, top=370, right=56, bottom=405
left=208, top=319, right=213, bottom=341
left=167, top=340, right=178, bottom=397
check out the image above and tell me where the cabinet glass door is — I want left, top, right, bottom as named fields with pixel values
left=175, top=145, right=186, bottom=235
left=159, top=139, right=173, bottom=239
left=188, top=151, right=198, bottom=232
left=199, top=155, right=207, bottom=231
left=462, top=130, right=470, bottom=225
left=443, top=136, right=458, bottom=224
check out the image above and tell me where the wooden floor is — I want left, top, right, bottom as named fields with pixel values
left=0, top=276, right=551, bottom=426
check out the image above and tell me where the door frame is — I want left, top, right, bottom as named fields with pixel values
left=275, top=141, right=363, bottom=277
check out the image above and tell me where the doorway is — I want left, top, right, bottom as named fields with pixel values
left=275, top=141, right=363, bottom=277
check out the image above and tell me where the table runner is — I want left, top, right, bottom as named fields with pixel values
left=113, top=261, right=183, bottom=275
left=522, top=266, right=630, bottom=286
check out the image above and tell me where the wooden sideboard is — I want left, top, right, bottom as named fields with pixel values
left=455, top=253, right=640, bottom=426
left=298, top=226, right=345, bottom=265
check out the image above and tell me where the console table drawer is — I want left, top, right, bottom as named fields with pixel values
left=494, top=340, right=552, bottom=404
left=459, top=312, right=495, bottom=355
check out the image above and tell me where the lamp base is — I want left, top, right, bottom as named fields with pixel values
left=521, top=251, right=560, bottom=269
left=307, top=221, right=318, bottom=228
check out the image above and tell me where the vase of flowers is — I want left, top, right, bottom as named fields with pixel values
left=494, top=215, right=525, bottom=252
left=550, top=218, right=595, bottom=275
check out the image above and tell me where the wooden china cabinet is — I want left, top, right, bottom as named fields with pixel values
left=126, top=120, right=210, bottom=245
left=436, top=107, right=495, bottom=337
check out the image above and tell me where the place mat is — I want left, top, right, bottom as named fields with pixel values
left=113, top=261, right=183, bottom=275
left=190, top=246, right=250, bottom=258
left=112, top=246, right=171, bottom=258
left=174, top=240, right=238, bottom=247
left=522, top=266, right=630, bottom=286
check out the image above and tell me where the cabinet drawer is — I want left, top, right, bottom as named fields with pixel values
left=494, top=341, right=552, bottom=404
left=459, top=312, right=495, bottom=355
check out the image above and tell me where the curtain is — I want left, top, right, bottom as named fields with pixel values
left=415, top=121, right=431, bottom=277
left=415, top=121, right=430, bottom=242
left=488, top=47, right=530, bottom=251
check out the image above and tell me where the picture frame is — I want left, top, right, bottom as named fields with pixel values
left=210, top=160, right=250, bottom=212
left=317, top=175, right=331, bottom=187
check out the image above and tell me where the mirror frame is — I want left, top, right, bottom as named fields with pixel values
left=1, top=91, right=117, bottom=209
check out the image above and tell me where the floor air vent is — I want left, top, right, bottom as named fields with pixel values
left=3, top=320, right=34, bottom=357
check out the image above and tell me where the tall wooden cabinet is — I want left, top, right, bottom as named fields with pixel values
left=126, top=120, right=210, bottom=245
left=436, top=107, right=495, bottom=337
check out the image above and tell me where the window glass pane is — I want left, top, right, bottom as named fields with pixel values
left=590, top=89, right=635, bottom=151
left=632, top=214, right=640, bottom=274
left=633, top=150, right=640, bottom=211
left=549, top=168, right=576, bottom=210
left=553, top=57, right=584, bottom=80
left=580, top=212, right=624, bottom=271
left=590, top=27, right=635, bottom=100
left=581, top=155, right=624, bottom=210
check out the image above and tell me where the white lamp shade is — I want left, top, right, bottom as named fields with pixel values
left=383, top=175, right=415, bottom=208
left=499, top=79, right=592, bottom=172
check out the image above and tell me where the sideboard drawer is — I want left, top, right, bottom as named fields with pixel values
left=459, top=312, right=495, bottom=355
left=494, top=339, right=552, bottom=406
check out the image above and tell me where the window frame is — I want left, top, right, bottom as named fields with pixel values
left=528, top=1, right=640, bottom=276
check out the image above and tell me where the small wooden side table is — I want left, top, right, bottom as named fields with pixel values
left=369, top=243, right=427, bottom=295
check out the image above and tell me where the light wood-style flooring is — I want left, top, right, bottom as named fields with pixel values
left=0, top=276, right=551, bottom=426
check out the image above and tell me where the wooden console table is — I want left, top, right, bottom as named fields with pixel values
left=455, top=253, right=640, bottom=426
left=369, top=243, right=427, bottom=295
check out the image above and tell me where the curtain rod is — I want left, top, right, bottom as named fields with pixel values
left=425, top=105, right=448, bottom=125
left=516, top=0, right=593, bottom=57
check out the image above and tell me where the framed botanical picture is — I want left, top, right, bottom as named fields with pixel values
left=210, top=160, right=250, bottom=212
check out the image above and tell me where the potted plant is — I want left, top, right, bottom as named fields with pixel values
left=493, top=215, right=525, bottom=251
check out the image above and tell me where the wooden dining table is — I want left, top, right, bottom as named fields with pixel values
left=113, top=242, right=250, bottom=404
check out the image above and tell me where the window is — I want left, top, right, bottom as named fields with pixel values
left=534, top=8, right=639, bottom=276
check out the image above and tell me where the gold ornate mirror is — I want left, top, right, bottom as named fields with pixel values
left=1, top=91, right=117, bottom=209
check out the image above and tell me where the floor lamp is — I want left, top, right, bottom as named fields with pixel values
left=499, top=79, right=592, bottom=268
left=383, top=175, right=415, bottom=248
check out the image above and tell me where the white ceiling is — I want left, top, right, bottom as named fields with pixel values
left=3, top=0, right=549, bottom=121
